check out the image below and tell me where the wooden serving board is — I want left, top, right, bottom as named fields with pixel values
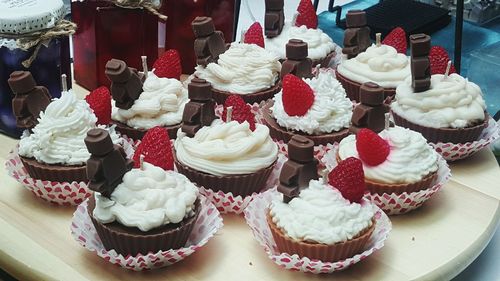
left=0, top=85, right=498, bottom=281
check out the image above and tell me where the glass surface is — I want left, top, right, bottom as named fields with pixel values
left=0, top=38, right=71, bottom=138
left=72, top=1, right=162, bottom=90
left=163, top=0, right=236, bottom=73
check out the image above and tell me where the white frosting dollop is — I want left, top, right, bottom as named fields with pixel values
left=195, top=43, right=281, bottom=94
left=264, top=22, right=337, bottom=60
left=270, top=179, right=375, bottom=245
left=271, top=71, right=352, bottom=134
left=111, top=72, right=188, bottom=129
left=18, top=91, right=120, bottom=165
left=391, top=74, right=486, bottom=128
left=93, top=162, right=199, bottom=232
left=174, top=120, right=278, bottom=176
left=337, top=44, right=410, bottom=88
left=338, top=126, right=439, bottom=184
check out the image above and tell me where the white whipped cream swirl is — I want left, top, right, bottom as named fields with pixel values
left=338, top=126, right=439, bottom=184
left=264, top=22, right=337, bottom=60
left=337, top=44, right=410, bottom=88
left=195, top=43, right=281, bottom=94
left=174, top=120, right=278, bottom=176
left=112, top=72, right=188, bottom=129
left=93, top=162, right=199, bottom=232
left=391, top=74, right=486, bottom=128
left=270, top=179, right=375, bottom=244
left=18, top=90, right=120, bottom=165
left=271, top=71, right=352, bottom=134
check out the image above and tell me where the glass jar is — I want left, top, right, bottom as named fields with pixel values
left=0, top=0, right=72, bottom=138
left=163, top=0, right=237, bottom=73
left=71, top=0, right=165, bottom=90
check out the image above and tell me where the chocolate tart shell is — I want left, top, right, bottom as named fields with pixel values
left=335, top=71, right=396, bottom=102
left=336, top=153, right=439, bottom=195
left=267, top=212, right=375, bottom=262
left=262, top=101, right=350, bottom=146
left=88, top=195, right=200, bottom=256
left=112, top=121, right=181, bottom=141
left=391, top=111, right=488, bottom=144
left=20, top=156, right=87, bottom=182
left=174, top=158, right=276, bottom=197
left=211, top=82, right=281, bottom=105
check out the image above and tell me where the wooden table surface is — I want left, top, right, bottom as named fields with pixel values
left=0, top=85, right=499, bottom=281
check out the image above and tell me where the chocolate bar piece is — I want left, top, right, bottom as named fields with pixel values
left=278, top=135, right=318, bottom=203
left=192, top=17, right=226, bottom=67
left=350, top=82, right=388, bottom=133
left=410, top=33, right=431, bottom=92
left=264, top=0, right=285, bottom=38
left=346, top=10, right=367, bottom=28
left=8, top=71, right=51, bottom=129
left=181, top=79, right=217, bottom=137
left=343, top=10, right=371, bottom=59
left=105, top=59, right=143, bottom=110
left=281, top=39, right=313, bottom=79
left=85, top=129, right=133, bottom=198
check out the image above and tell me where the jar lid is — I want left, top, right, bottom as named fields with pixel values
left=0, top=0, right=65, bottom=35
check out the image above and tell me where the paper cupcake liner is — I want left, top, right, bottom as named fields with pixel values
left=113, top=121, right=181, bottom=142
left=5, top=141, right=135, bottom=206
left=71, top=195, right=223, bottom=271
left=392, top=110, right=489, bottom=144
left=196, top=153, right=286, bottom=214
left=211, top=83, right=281, bottom=105
left=323, top=148, right=452, bottom=215
left=430, top=117, right=500, bottom=161
left=243, top=189, right=391, bottom=273
left=335, top=71, right=396, bottom=102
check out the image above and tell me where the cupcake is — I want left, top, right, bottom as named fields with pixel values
left=269, top=136, right=376, bottom=262
left=337, top=127, right=439, bottom=194
left=264, top=0, right=337, bottom=67
left=107, top=51, right=188, bottom=141
left=336, top=42, right=410, bottom=101
left=262, top=71, right=353, bottom=146
left=18, top=90, right=121, bottom=183
left=391, top=34, right=487, bottom=144
left=194, top=42, right=282, bottom=104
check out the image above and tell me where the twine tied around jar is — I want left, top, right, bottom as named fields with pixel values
left=110, top=0, right=168, bottom=20
left=15, top=19, right=77, bottom=68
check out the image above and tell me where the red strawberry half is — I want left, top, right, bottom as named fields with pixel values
left=382, top=27, right=407, bottom=54
left=328, top=157, right=366, bottom=203
left=222, top=95, right=256, bottom=131
left=153, top=49, right=182, bottom=80
left=133, top=126, right=174, bottom=171
left=356, top=128, right=390, bottom=166
left=282, top=74, right=315, bottom=116
left=429, top=46, right=456, bottom=75
left=244, top=22, right=265, bottom=48
left=85, top=86, right=111, bottom=125
left=295, top=0, right=318, bottom=29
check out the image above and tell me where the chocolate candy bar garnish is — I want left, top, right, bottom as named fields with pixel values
left=342, top=10, right=371, bottom=59
left=105, top=59, right=143, bottom=110
left=350, top=82, right=389, bottom=134
left=278, top=135, right=319, bottom=203
left=192, top=17, right=227, bottom=67
left=280, top=39, right=313, bottom=79
left=264, top=0, right=285, bottom=38
left=181, top=78, right=217, bottom=137
left=410, top=34, right=431, bottom=92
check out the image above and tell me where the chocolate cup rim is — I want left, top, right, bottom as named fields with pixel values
left=262, top=100, right=351, bottom=146
left=391, top=110, right=488, bottom=144
left=266, top=211, right=375, bottom=262
left=335, top=71, right=396, bottom=102
left=19, top=156, right=88, bottom=183
left=112, top=120, right=181, bottom=141
left=211, top=82, right=282, bottom=105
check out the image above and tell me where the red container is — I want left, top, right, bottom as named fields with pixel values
left=164, top=0, right=236, bottom=73
left=71, top=1, right=164, bottom=90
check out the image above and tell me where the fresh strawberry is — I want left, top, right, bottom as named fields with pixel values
left=328, top=157, right=366, bottom=203
left=133, top=126, right=173, bottom=170
left=382, top=27, right=407, bottom=54
left=153, top=49, right=182, bottom=80
left=295, top=0, right=318, bottom=29
left=356, top=128, right=390, bottom=166
left=429, top=46, right=456, bottom=75
left=282, top=74, right=314, bottom=116
left=222, top=95, right=256, bottom=131
left=85, top=86, right=111, bottom=125
left=244, top=22, right=265, bottom=48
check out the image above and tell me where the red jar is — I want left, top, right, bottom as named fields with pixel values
left=163, top=0, right=236, bottom=73
left=71, top=1, right=164, bottom=90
